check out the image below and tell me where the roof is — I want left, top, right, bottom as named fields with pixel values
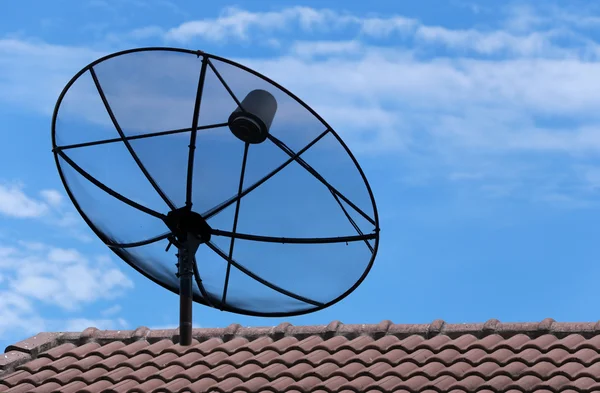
left=1, top=318, right=600, bottom=392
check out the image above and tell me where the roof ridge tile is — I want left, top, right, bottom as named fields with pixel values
left=270, top=322, right=292, bottom=339
left=538, top=318, right=557, bottom=332
left=5, top=319, right=600, bottom=391
left=80, top=327, right=100, bottom=344
left=132, top=326, right=150, bottom=341
left=483, top=319, right=501, bottom=334
left=325, top=320, right=342, bottom=339
left=0, top=351, right=32, bottom=377
left=223, top=323, right=243, bottom=341
left=427, top=319, right=446, bottom=337
left=3, top=333, right=62, bottom=358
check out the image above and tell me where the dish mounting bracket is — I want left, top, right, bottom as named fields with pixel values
left=164, top=206, right=212, bottom=345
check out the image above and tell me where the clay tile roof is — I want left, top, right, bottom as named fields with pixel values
left=2, top=319, right=600, bottom=392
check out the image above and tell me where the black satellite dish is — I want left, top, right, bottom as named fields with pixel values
left=51, top=48, right=380, bottom=345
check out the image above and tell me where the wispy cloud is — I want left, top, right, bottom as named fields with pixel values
left=39, top=189, right=64, bottom=208
left=1, top=4, right=599, bottom=206
left=121, top=4, right=600, bottom=60
left=0, top=292, right=45, bottom=339
left=0, top=183, right=48, bottom=218
left=129, top=6, right=416, bottom=44
left=290, top=40, right=363, bottom=58
left=0, top=39, right=103, bottom=114
left=101, top=304, right=122, bottom=317
left=0, top=240, right=133, bottom=338
left=1, top=242, right=133, bottom=311
left=0, top=181, right=91, bottom=239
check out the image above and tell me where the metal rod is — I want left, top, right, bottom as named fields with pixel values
left=206, top=241, right=323, bottom=307
left=89, top=67, right=176, bottom=211
left=57, top=150, right=166, bottom=220
left=179, top=289, right=192, bottom=345
left=107, top=232, right=171, bottom=249
left=55, top=122, right=228, bottom=151
left=330, top=190, right=374, bottom=253
left=185, top=56, right=209, bottom=207
left=267, top=133, right=376, bottom=226
left=207, top=59, right=244, bottom=109
left=221, top=142, right=250, bottom=306
left=192, top=256, right=216, bottom=308
left=202, top=128, right=330, bottom=220
left=177, top=234, right=201, bottom=346
left=210, top=229, right=376, bottom=244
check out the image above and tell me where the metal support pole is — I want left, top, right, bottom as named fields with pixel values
left=176, top=233, right=201, bottom=346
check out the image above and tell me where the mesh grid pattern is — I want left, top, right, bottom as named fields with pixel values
left=52, top=48, right=379, bottom=316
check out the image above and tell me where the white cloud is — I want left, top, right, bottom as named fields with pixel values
left=1, top=243, right=133, bottom=311
left=0, top=38, right=103, bottom=114
left=101, top=304, right=122, bottom=316
left=503, top=3, right=600, bottom=31
left=128, top=25, right=164, bottom=40
left=358, top=15, right=417, bottom=37
left=164, top=6, right=301, bottom=42
left=1, top=5, right=600, bottom=206
left=290, top=40, right=363, bottom=58
left=502, top=4, right=547, bottom=32
left=414, top=26, right=564, bottom=57
left=233, top=53, right=600, bottom=158
left=0, top=246, right=17, bottom=257
left=40, top=189, right=63, bottom=208
left=146, top=5, right=600, bottom=61
left=0, top=240, right=133, bottom=341
left=0, top=181, right=89, bottom=240
left=18, top=241, right=47, bottom=251
left=0, top=183, right=48, bottom=218
left=48, top=247, right=82, bottom=263
left=162, top=6, right=417, bottom=43
left=0, top=292, right=46, bottom=338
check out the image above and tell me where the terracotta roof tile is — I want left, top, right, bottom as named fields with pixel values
left=60, top=380, right=89, bottom=393
left=3, top=319, right=600, bottom=392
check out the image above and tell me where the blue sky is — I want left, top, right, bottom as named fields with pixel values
left=2, top=0, right=600, bottom=351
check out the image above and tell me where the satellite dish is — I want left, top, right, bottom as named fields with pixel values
left=51, top=47, right=380, bottom=345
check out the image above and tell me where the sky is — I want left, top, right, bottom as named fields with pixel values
left=1, top=0, right=600, bottom=351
